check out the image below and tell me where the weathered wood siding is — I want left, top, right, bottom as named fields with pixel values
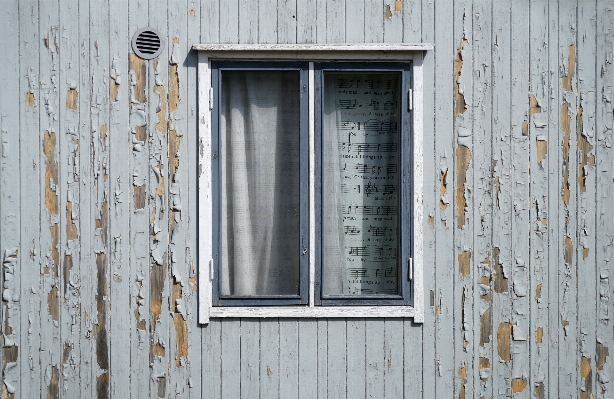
left=0, top=0, right=612, bottom=397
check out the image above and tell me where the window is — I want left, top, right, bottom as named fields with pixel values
left=197, top=44, right=428, bottom=323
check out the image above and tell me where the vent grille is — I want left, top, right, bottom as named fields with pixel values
left=132, top=27, right=164, bottom=60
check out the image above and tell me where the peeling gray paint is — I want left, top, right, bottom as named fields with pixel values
left=2, top=1, right=614, bottom=398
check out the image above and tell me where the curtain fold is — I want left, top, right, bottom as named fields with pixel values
left=221, top=70, right=300, bottom=296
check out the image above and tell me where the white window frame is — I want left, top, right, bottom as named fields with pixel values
left=195, top=44, right=431, bottom=324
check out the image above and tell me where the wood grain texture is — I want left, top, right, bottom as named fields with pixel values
left=546, top=3, right=560, bottom=398
left=471, top=2, right=492, bottom=398
left=558, top=4, right=579, bottom=398
left=128, top=2, right=150, bottom=398
left=58, top=1, right=82, bottom=397
left=148, top=0, right=171, bottom=397
left=432, top=1, right=455, bottom=398
left=491, top=2, right=513, bottom=397
left=108, top=0, right=130, bottom=395
left=528, top=2, right=549, bottom=398
left=576, top=2, right=598, bottom=399
left=0, top=2, right=20, bottom=399
left=39, top=1, right=62, bottom=398
left=510, top=1, right=530, bottom=397
left=595, top=2, right=613, bottom=397
left=453, top=2, right=473, bottom=399
left=18, top=1, right=43, bottom=398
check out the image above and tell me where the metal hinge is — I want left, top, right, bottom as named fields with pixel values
left=408, top=258, right=413, bottom=281
left=209, top=259, right=214, bottom=281
left=408, top=89, right=413, bottom=111
left=209, top=87, right=214, bottom=110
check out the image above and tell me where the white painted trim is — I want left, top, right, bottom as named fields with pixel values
left=193, top=43, right=433, bottom=52
left=210, top=306, right=416, bottom=319
left=197, top=53, right=212, bottom=324
left=412, top=54, right=425, bottom=323
left=308, top=62, right=315, bottom=308
left=197, top=46, right=427, bottom=324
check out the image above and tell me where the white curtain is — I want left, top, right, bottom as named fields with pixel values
left=220, top=70, right=300, bottom=296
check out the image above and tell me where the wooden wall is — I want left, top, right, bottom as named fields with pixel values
left=0, top=0, right=612, bottom=397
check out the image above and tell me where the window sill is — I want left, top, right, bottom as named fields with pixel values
left=210, top=305, right=419, bottom=320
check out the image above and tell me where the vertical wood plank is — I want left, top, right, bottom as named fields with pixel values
left=201, top=0, right=220, bottom=44
left=148, top=0, right=171, bottom=395
left=415, top=1, right=434, bottom=398
left=128, top=1, right=150, bottom=398
left=78, top=0, right=93, bottom=396
left=201, top=321, right=222, bottom=399
left=89, top=0, right=111, bottom=396
left=432, top=0, right=455, bottom=398
left=558, top=3, right=578, bottom=398
left=595, top=1, right=614, bottom=397
left=471, top=1, right=493, bottom=398
left=546, top=2, right=560, bottom=398
left=278, top=0, right=297, bottom=44
left=344, top=0, right=364, bottom=43
left=58, top=1, right=82, bottom=397
left=365, top=320, right=384, bottom=398
left=383, top=319, right=403, bottom=398
left=316, top=319, right=327, bottom=398
left=491, top=1, right=513, bottom=397
left=364, top=0, right=382, bottom=43
left=219, top=0, right=239, bottom=44
left=315, top=0, right=326, bottom=44
left=167, top=2, right=194, bottom=397
left=18, top=1, right=42, bottom=397
left=383, top=0, right=403, bottom=43
left=238, top=0, right=258, bottom=44
left=326, top=320, right=346, bottom=399
left=260, top=319, right=280, bottom=399
left=453, top=0, right=474, bottom=398
left=259, top=0, right=278, bottom=44
left=297, top=320, right=318, bottom=399
left=326, top=0, right=345, bottom=43
left=402, top=0, right=421, bottom=43
left=38, top=1, right=62, bottom=397
left=108, top=0, right=131, bottom=394
left=576, top=2, right=598, bottom=399
left=510, top=1, right=531, bottom=397
left=0, top=1, right=21, bottom=397
left=296, top=0, right=317, bottom=44
left=221, top=320, right=241, bottom=398
left=279, top=320, right=299, bottom=399
left=240, top=319, right=260, bottom=399
left=528, top=2, right=550, bottom=398
left=347, top=319, right=366, bottom=399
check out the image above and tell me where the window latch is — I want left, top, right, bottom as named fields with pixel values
left=209, top=259, right=214, bottom=281
left=407, top=89, right=413, bottom=112
left=209, top=87, right=214, bottom=110
left=408, top=257, right=413, bottom=281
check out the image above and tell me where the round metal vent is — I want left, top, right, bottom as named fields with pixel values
left=132, top=27, right=164, bottom=60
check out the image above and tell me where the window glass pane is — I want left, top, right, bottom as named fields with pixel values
left=322, top=72, right=401, bottom=296
left=220, top=70, right=301, bottom=296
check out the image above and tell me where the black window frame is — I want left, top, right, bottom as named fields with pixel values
left=211, top=60, right=413, bottom=308
left=314, top=62, right=413, bottom=306
left=211, top=61, right=310, bottom=306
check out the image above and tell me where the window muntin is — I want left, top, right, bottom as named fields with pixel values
left=212, top=62, right=309, bottom=306
left=316, top=65, right=412, bottom=305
